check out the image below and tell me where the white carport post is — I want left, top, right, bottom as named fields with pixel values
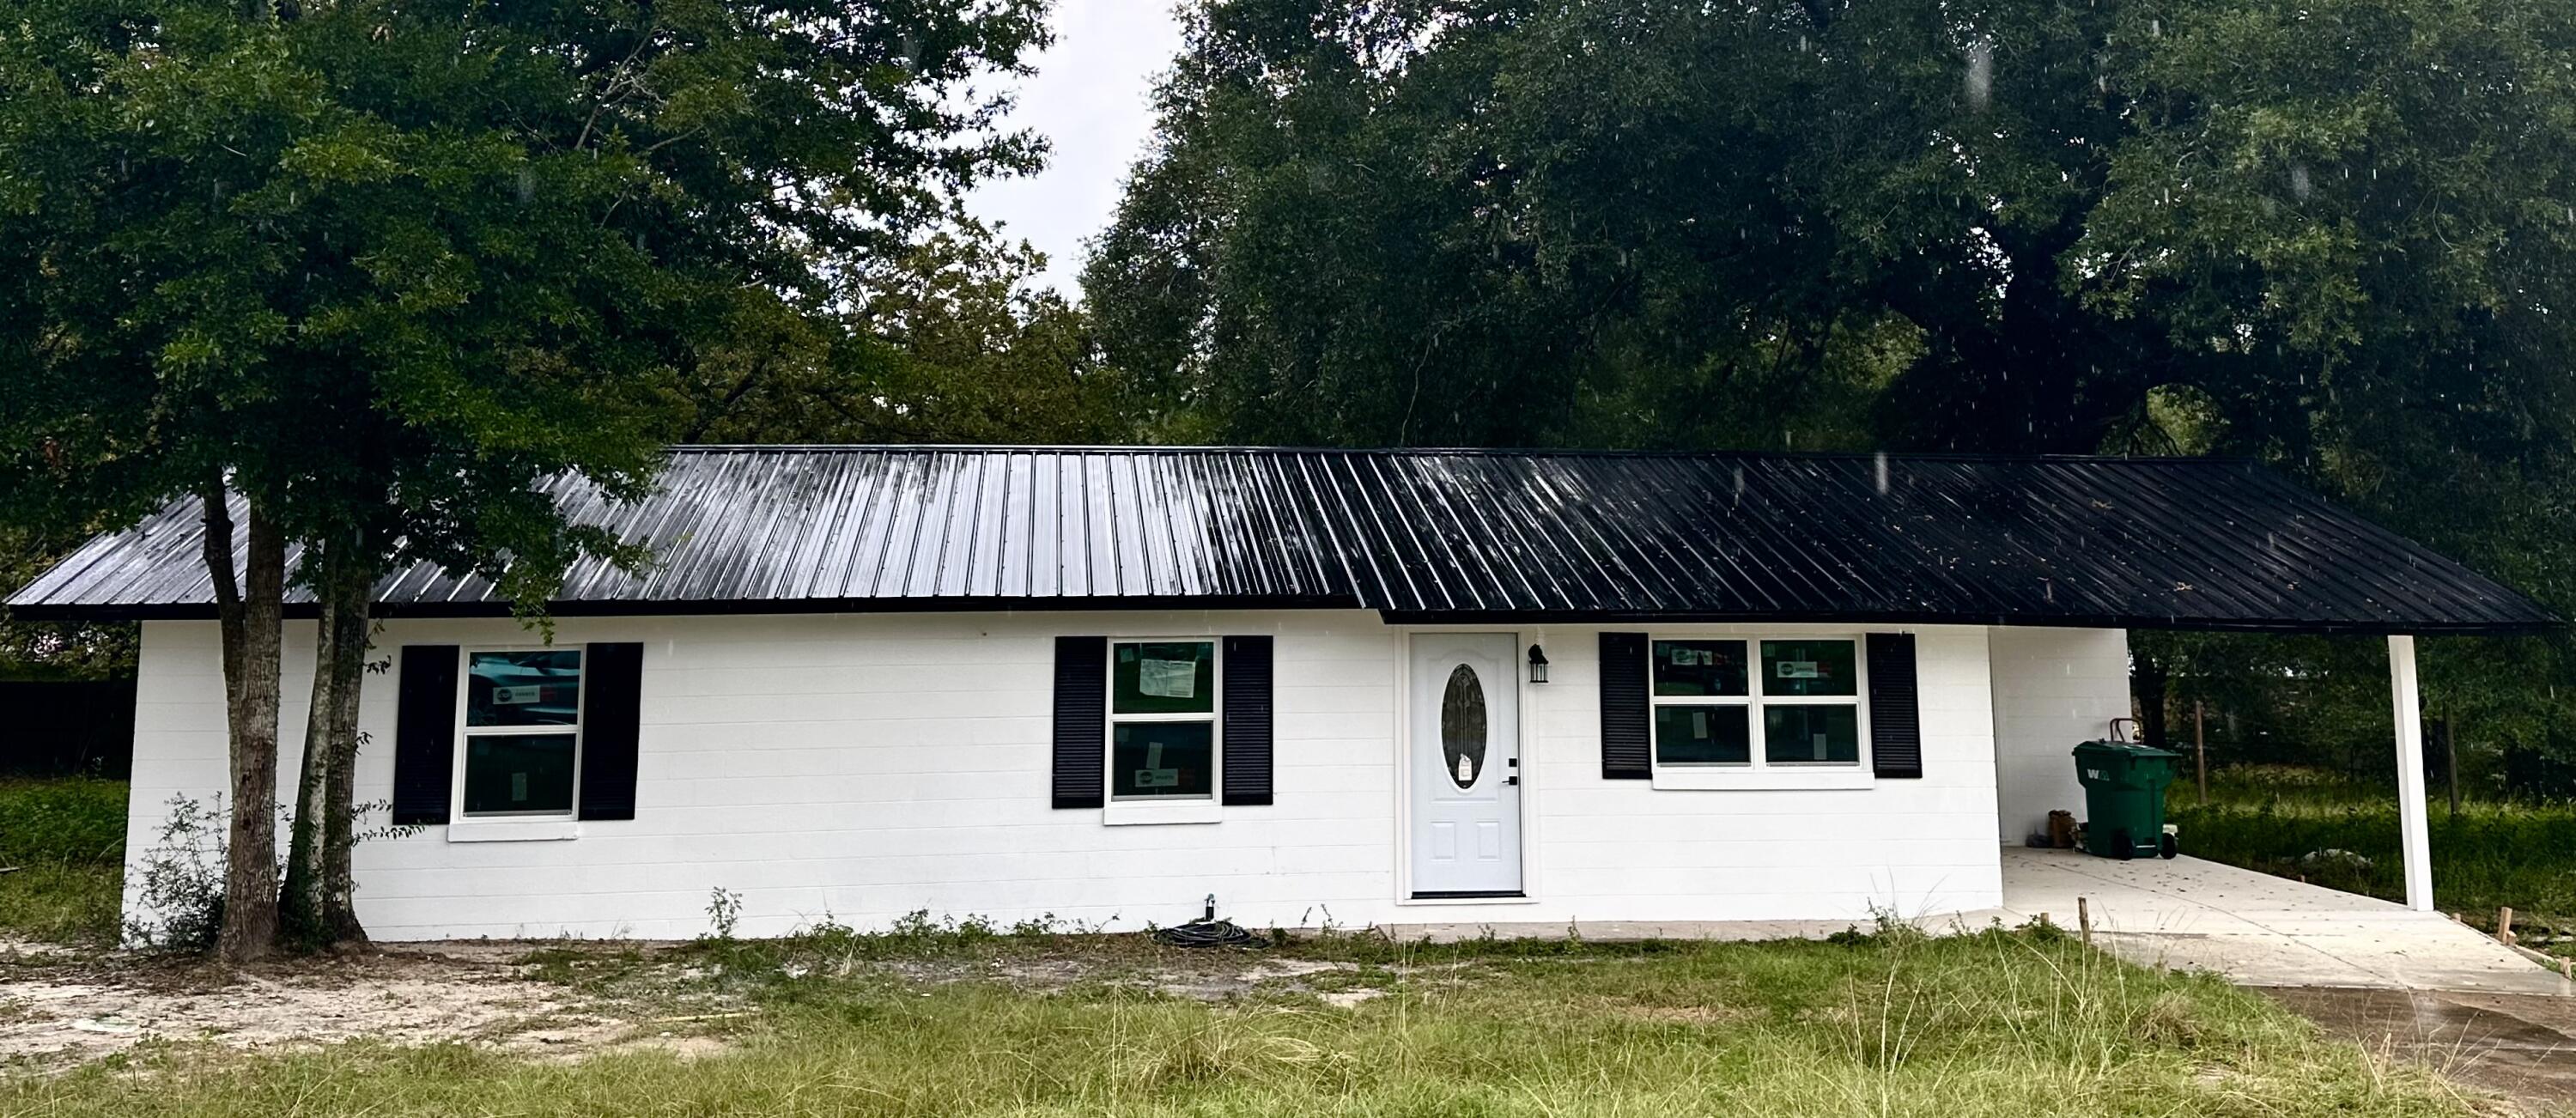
left=2388, top=635, right=2434, bottom=912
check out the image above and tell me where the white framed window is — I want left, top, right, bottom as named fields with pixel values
left=1648, top=635, right=1868, bottom=787
left=453, top=647, right=586, bottom=822
left=1106, top=639, right=1222, bottom=822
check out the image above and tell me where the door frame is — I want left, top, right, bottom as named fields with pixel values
left=1392, top=627, right=1540, bottom=906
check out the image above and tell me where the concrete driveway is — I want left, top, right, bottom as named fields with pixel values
left=1994, top=848, right=2573, bottom=994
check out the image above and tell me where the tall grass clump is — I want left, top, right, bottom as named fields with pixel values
left=0, top=776, right=126, bottom=944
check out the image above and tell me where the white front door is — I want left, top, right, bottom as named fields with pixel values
left=1408, top=633, right=1523, bottom=896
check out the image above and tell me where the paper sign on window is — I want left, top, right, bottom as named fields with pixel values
left=1139, top=658, right=1197, bottom=698
left=1133, top=738, right=1180, bottom=787
left=491, top=684, right=542, bottom=705
left=1776, top=661, right=1820, bottom=679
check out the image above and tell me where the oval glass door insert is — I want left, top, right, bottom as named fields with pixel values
left=1441, top=664, right=1488, bottom=789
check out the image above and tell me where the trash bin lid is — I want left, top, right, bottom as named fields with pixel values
left=2071, top=738, right=2183, bottom=760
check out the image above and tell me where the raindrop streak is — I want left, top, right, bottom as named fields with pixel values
left=1965, top=37, right=1996, bottom=112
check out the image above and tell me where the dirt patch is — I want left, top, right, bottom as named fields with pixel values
left=0, top=937, right=1408, bottom=1071
left=2261, top=986, right=2576, bottom=1115
left=0, top=942, right=721, bottom=1069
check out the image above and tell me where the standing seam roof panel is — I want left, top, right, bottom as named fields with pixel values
left=7, top=447, right=2550, bottom=634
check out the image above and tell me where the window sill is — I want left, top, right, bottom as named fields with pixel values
left=1650, top=768, right=1875, bottom=791
left=1394, top=892, right=1539, bottom=907
left=1103, top=799, right=1223, bottom=826
left=447, top=820, right=581, bottom=843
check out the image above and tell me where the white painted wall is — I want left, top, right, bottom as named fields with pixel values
left=1987, top=627, right=2132, bottom=843
left=125, top=614, right=2013, bottom=940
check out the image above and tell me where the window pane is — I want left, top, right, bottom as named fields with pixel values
left=1111, top=720, right=1214, bottom=799
left=1112, top=641, right=1216, bottom=714
left=1759, top=640, right=1856, bottom=696
left=1652, top=640, right=1747, bottom=697
left=463, top=733, right=577, bottom=815
left=1765, top=704, right=1860, bottom=764
left=1654, top=705, right=1749, bottom=765
left=467, top=650, right=584, bottom=727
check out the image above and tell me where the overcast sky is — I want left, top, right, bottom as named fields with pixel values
left=962, top=1, right=1188, bottom=300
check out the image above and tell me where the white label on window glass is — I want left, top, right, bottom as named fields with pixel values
left=1691, top=711, right=1709, bottom=738
left=492, top=685, right=542, bottom=706
left=1777, top=660, right=1820, bottom=679
left=1671, top=647, right=1714, bottom=666
left=1133, top=740, right=1179, bottom=787
left=1456, top=754, right=1475, bottom=784
left=1139, top=658, right=1196, bottom=698
left=511, top=772, right=529, bottom=802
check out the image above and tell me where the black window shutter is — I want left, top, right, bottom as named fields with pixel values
left=1052, top=636, right=1108, bottom=809
left=578, top=642, right=645, bottom=821
left=1221, top=635, right=1274, bottom=806
left=1599, top=632, right=1650, bottom=780
left=1868, top=633, right=1923, bottom=779
left=391, top=645, right=459, bottom=825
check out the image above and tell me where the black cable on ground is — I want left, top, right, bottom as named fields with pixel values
left=1151, top=918, right=1271, bottom=949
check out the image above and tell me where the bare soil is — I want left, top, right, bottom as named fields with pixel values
left=0, top=937, right=719, bottom=1068
left=0, top=934, right=1400, bottom=1072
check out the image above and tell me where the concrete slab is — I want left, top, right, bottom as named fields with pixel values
left=1379, top=849, right=2572, bottom=996
left=1989, top=848, right=2573, bottom=994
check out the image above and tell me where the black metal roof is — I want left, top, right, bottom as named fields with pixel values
left=7, top=447, right=2554, bottom=634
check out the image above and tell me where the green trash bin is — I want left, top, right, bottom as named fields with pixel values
left=2071, top=740, right=2182, bottom=860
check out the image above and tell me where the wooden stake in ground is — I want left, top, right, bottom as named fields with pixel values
left=2440, top=717, right=2459, bottom=819
left=2078, top=896, right=2093, bottom=946
left=2499, top=907, right=2518, bottom=947
left=2193, top=701, right=2208, bottom=805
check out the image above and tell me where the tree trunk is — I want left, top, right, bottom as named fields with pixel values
left=2133, top=652, right=2170, bottom=749
left=205, top=486, right=285, bottom=964
left=278, top=544, right=335, bottom=948
left=318, top=563, right=373, bottom=946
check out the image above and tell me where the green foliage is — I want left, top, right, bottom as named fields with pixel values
left=678, top=228, right=1142, bottom=445
left=9, top=928, right=2474, bottom=1115
left=1093, top=0, right=2576, bottom=459
left=0, top=0, right=1054, bottom=603
left=0, top=777, right=124, bottom=866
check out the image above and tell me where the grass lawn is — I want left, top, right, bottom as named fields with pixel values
left=2, top=922, right=2485, bottom=1116
left=2171, top=764, right=2576, bottom=945
left=0, top=777, right=125, bottom=945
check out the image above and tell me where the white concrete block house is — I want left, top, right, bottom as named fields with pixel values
left=11, top=447, right=2550, bottom=940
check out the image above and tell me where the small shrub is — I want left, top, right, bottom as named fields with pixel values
left=122, top=793, right=229, bottom=951
left=705, top=887, right=743, bottom=940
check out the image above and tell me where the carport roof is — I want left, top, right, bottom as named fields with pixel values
left=6, top=446, right=2555, bottom=634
